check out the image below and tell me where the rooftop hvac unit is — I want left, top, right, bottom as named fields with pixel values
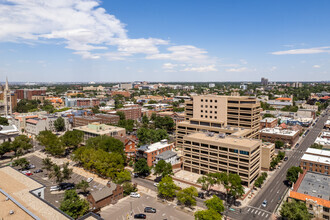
left=9, top=210, right=14, bottom=215
left=218, top=133, right=225, bottom=138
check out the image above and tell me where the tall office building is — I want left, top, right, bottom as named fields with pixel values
left=176, top=95, right=261, bottom=147
left=2, top=77, right=12, bottom=116
left=261, top=77, right=268, bottom=86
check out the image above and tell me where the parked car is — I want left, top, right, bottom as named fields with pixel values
left=144, top=207, right=156, bottom=213
left=59, top=183, right=75, bottom=190
left=34, top=169, right=43, bottom=173
left=50, top=186, right=60, bottom=191
left=134, top=214, right=146, bottom=219
left=262, top=200, right=267, bottom=207
left=27, top=164, right=36, bottom=169
left=21, top=170, right=29, bottom=174
left=87, top=177, right=93, bottom=183
left=198, top=192, right=205, bottom=199
left=284, top=156, right=288, bottom=161
left=153, top=183, right=159, bottom=187
left=133, top=173, right=139, bottom=178
left=130, top=192, right=141, bottom=198
left=25, top=172, right=33, bottom=176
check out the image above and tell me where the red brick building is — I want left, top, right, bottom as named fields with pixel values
left=260, top=118, right=277, bottom=129
left=87, top=182, right=123, bottom=209
left=73, top=114, right=120, bottom=127
left=136, top=140, right=174, bottom=166
left=111, top=90, right=131, bottom=98
left=76, top=98, right=100, bottom=107
left=15, top=89, right=46, bottom=100
left=113, top=107, right=142, bottom=120
left=156, top=111, right=185, bottom=124
left=114, top=135, right=137, bottom=160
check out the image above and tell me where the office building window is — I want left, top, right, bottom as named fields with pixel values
left=201, top=99, right=203, bottom=102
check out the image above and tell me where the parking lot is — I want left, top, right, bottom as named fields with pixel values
left=100, top=192, right=193, bottom=220
left=24, top=155, right=106, bottom=208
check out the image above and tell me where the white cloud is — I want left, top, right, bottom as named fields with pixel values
left=0, top=0, right=207, bottom=62
left=270, top=66, right=277, bottom=71
left=225, top=67, right=247, bottom=72
left=271, top=47, right=330, bottom=55
left=240, top=59, right=248, bottom=64
left=313, top=65, right=321, bottom=68
left=162, top=63, right=178, bottom=69
left=181, top=65, right=217, bottom=72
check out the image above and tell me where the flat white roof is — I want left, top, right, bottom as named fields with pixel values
left=306, top=148, right=330, bottom=158
left=260, top=118, right=277, bottom=123
left=141, top=141, right=172, bottom=153
left=260, top=128, right=298, bottom=136
left=301, top=154, right=330, bottom=165
left=315, top=137, right=330, bottom=145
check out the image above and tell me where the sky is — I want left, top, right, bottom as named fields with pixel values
left=0, top=0, right=330, bottom=82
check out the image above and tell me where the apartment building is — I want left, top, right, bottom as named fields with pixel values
left=136, top=140, right=174, bottom=167
left=0, top=125, right=19, bottom=144
left=73, top=114, right=120, bottom=127
left=259, top=128, right=299, bottom=146
left=289, top=171, right=330, bottom=220
left=300, top=148, right=330, bottom=175
left=182, top=132, right=272, bottom=187
left=111, top=107, right=142, bottom=120
left=65, top=97, right=100, bottom=108
left=176, top=95, right=261, bottom=147
left=15, top=89, right=46, bottom=100
left=260, top=118, right=277, bottom=129
left=73, top=123, right=126, bottom=142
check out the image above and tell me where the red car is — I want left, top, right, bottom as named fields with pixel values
left=25, top=172, right=33, bottom=176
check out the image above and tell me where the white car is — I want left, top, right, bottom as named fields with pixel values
left=130, top=192, right=141, bottom=198
left=87, top=177, right=93, bottom=183
left=154, top=183, right=159, bottom=187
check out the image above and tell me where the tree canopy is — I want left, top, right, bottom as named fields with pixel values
left=157, top=176, right=178, bottom=200
left=137, top=128, right=168, bottom=145
left=0, top=117, right=9, bottom=125
left=37, top=131, right=65, bottom=156
left=54, top=117, right=65, bottom=132
left=60, top=190, right=89, bottom=219
left=61, top=130, right=84, bottom=148
left=176, top=186, right=198, bottom=207
left=194, top=208, right=222, bottom=220
left=85, top=135, right=125, bottom=156
left=286, top=166, right=303, bottom=184
left=280, top=200, right=311, bottom=220
left=204, top=195, right=225, bottom=214
left=154, top=160, right=173, bottom=178
left=133, top=158, right=150, bottom=176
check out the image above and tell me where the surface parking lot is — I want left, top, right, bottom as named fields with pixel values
left=24, top=155, right=106, bottom=208
left=101, top=193, right=193, bottom=220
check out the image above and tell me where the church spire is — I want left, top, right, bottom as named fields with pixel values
left=5, top=76, right=9, bottom=90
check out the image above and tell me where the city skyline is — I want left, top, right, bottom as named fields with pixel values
left=1, top=0, right=330, bottom=82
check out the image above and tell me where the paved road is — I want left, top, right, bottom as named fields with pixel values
left=235, top=110, right=329, bottom=220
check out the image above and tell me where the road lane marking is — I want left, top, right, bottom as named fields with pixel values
left=262, top=212, right=265, bottom=217
left=271, top=199, right=274, bottom=203
left=265, top=214, right=269, bottom=218
left=270, top=188, right=273, bottom=192
left=247, top=208, right=250, bottom=212
left=257, top=211, right=261, bottom=215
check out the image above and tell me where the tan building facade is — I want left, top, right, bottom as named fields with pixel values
left=300, top=148, right=330, bottom=175
left=182, top=132, right=262, bottom=186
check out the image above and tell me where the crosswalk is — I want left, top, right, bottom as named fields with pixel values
left=245, top=207, right=271, bottom=219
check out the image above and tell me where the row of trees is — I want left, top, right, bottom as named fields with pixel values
left=254, top=172, right=268, bottom=188
left=0, top=135, right=32, bottom=158
left=195, top=195, right=224, bottom=220
left=137, top=128, right=168, bottom=145
left=270, top=151, right=285, bottom=169
left=37, top=130, right=84, bottom=156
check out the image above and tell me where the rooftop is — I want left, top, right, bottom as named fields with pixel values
left=296, top=172, right=329, bottom=200
left=260, top=117, right=277, bottom=123
left=184, top=132, right=261, bottom=150
left=0, top=125, right=19, bottom=134
left=138, top=140, right=172, bottom=153
left=155, top=150, right=177, bottom=160
left=260, top=127, right=299, bottom=136
left=90, top=183, right=117, bottom=202
left=0, top=166, right=70, bottom=220
left=305, top=148, right=330, bottom=158
left=301, top=154, right=330, bottom=165
left=74, top=123, right=125, bottom=135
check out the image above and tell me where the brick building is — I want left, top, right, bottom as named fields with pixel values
left=136, top=140, right=174, bottom=167
left=259, top=128, right=300, bottom=146
left=300, top=148, right=330, bottom=175
left=15, top=89, right=46, bottom=100
left=114, top=135, right=137, bottom=160
left=73, top=114, right=119, bottom=127
left=111, top=90, right=131, bottom=98
left=260, top=118, right=277, bottom=129
left=110, top=107, right=142, bottom=120
left=87, top=182, right=123, bottom=210
left=157, top=111, right=185, bottom=124
left=65, top=97, right=100, bottom=108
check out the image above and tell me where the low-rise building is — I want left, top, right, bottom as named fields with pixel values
left=136, top=140, right=174, bottom=167
left=300, top=148, right=330, bottom=175
left=111, top=90, right=131, bottom=98
left=73, top=123, right=126, bottom=142
left=260, top=117, right=277, bottom=129
left=156, top=111, right=185, bottom=124
left=109, top=107, right=142, bottom=120
left=0, top=125, right=19, bottom=143
left=259, top=127, right=300, bottom=146
left=0, top=166, right=71, bottom=219
left=154, top=150, right=180, bottom=166
left=87, top=181, right=123, bottom=210
left=114, top=135, right=137, bottom=160
left=182, top=132, right=267, bottom=187
left=25, top=118, right=47, bottom=136
left=289, top=171, right=330, bottom=220
left=73, top=114, right=120, bottom=127
left=65, top=97, right=100, bottom=108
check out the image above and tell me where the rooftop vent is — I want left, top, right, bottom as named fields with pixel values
left=9, top=210, right=14, bottom=215
left=218, top=133, right=225, bottom=139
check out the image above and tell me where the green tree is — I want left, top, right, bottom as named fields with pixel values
left=11, top=135, right=33, bottom=157
left=115, top=170, right=131, bottom=184
left=204, top=195, right=225, bottom=214
left=122, top=182, right=137, bottom=196
left=37, top=131, right=65, bottom=156
left=76, top=180, right=89, bottom=194
left=154, top=116, right=175, bottom=132
left=133, top=158, right=150, bottom=176
left=142, top=115, right=149, bottom=125
left=117, top=119, right=135, bottom=132
left=286, top=166, right=303, bottom=184
left=137, top=128, right=168, bottom=145
left=42, top=157, right=54, bottom=171
left=85, top=135, right=125, bottom=155
left=61, top=130, right=84, bottom=148
left=116, top=111, right=126, bottom=120
left=157, top=176, right=178, bottom=200
left=0, top=117, right=9, bottom=125
left=280, top=200, right=311, bottom=220
left=194, top=208, right=222, bottom=220
left=49, top=162, right=72, bottom=184
left=275, top=140, right=284, bottom=149
left=277, top=151, right=285, bottom=160
left=60, top=190, right=89, bottom=219
left=310, top=143, right=323, bottom=149
left=197, top=174, right=216, bottom=192
left=54, top=117, right=65, bottom=132
left=154, top=160, right=173, bottom=178
left=176, top=186, right=198, bottom=207
left=13, top=158, right=30, bottom=170
left=0, top=142, right=11, bottom=158
left=62, top=162, right=73, bottom=181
